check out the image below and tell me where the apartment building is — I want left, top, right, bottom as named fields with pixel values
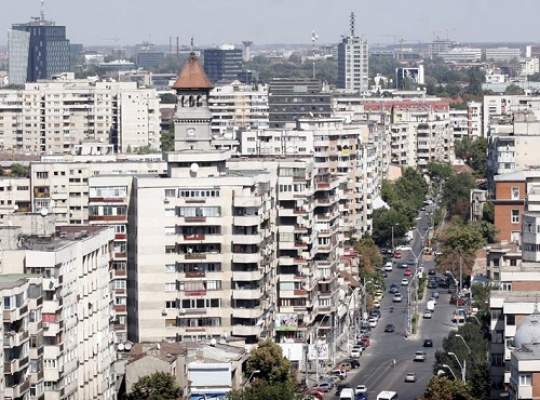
left=337, top=12, right=369, bottom=93
left=0, top=177, right=31, bottom=221
left=449, top=101, right=483, bottom=140
left=493, top=171, right=527, bottom=244
left=483, top=95, right=540, bottom=137
left=437, top=47, right=482, bottom=63
left=485, top=47, right=521, bottom=62
left=489, top=175, right=540, bottom=397
left=0, top=274, right=44, bottom=400
left=0, top=219, right=117, bottom=400
left=0, top=73, right=161, bottom=154
left=29, top=153, right=165, bottom=224
left=128, top=52, right=276, bottom=345
left=209, top=81, right=269, bottom=136
left=509, top=328, right=540, bottom=400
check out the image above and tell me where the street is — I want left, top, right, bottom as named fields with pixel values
left=331, top=206, right=457, bottom=399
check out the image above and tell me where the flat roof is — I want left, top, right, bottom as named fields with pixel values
left=0, top=274, right=31, bottom=290
left=514, top=343, right=540, bottom=360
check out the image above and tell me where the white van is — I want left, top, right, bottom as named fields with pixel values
left=377, top=391, right=399, bottom=400
left=340, top=388, right=355, bottom=400
left=427, top=300, right=435, bottom=312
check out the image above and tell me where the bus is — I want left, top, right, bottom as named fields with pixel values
left=376, top=391, right=398, bottom=400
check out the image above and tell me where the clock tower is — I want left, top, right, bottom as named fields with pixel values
left=172, top=52, right=214, bottom=151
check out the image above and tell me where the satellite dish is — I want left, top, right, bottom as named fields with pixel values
left=117, top=343, right=125, bottom=351
left=210, top=338, right=217, bottom=347
left=40, top=208, right=48, bottom=217
left=190, top=163, right=199, bottom=174
left=124, top=342, right=132, bottom=351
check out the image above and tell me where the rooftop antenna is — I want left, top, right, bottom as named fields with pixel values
left=40, top=0, right=45, bottom=21
left=350, top=11, right=355, bottom=37
left=311, top=31, right=319, bottom=79
left=190, top=37, right=194, bottom=52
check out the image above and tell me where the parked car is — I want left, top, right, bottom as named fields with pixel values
left=393, top=293, right=403, bottom=302
left=344, top=358, right=360, bottom=368
left=368, top=318, right=378, bottom=328
left=350, top=348, right=363, bottom=359
left=428, top=269, right=436, bottom=276
left=401, top=278, right=409, bottom=286
left=338, top=362, right=352, bottom=371
left=394, top=250, right=401, bottom=259
left=414, top=351, right=426, bottom=362
left=404, top=268, right=412, bottom=277
left=335, top=384, right=351, bottom=395
left=423, top=339, right=433, bottom=347
left=384, top=324, right=395, bottom=332
left=423, top=310, right=432, bottom=319
left=432, top=291, right=440, bottom=299
left=360, top=336, right=370, bottom=348
left=331, top=369, right=348, bottom=379
left=384, top=262, right=393, bottom=271
left=314, top=382, right=332, bottom=392
left=405, top=372, right=417, bottom=383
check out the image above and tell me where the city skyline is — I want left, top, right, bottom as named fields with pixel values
left=3, top=0, right=540, bottom=47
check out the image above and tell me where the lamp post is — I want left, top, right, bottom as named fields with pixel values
left=454, top=334, right=473, bottom=354
left=440, top=364, right=458, bottom=381
left=447, top=351, right=466, bottom=382
left=242, top=370, right=261, bottom=400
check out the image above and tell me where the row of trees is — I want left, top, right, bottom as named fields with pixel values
left=246, top=55, right=337, bottom=84
left=372, top=167, right=428, bottom=247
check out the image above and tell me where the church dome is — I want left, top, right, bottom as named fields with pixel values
left=515, top=310, right=540, bottom=348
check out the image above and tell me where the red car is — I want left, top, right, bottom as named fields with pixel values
left=361, top=336, right=370, bottom=347
left=404, top=268, right=412, bottom=277
left=394, top=251, right=402, bottom=259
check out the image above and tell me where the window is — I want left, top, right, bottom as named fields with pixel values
left=165, top=189, right=176, bottom=198
left=506, top=314, right=515, bottom=325
left=36, top=171, right=48, bottom=179
left=512, top=209, right=520, bottom=224
left=519, top=374, right=531, bottom=386
left=165, top=300, right=176, bottom=309
left=512, top=187, right=520, bottom=200
left=165, top=264, right=176, bottom=273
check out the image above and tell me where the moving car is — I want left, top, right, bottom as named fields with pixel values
left=405, top=372, right=417, bottom=383
left=401, top=278, right=409, bottom=286
left=384, top=323, right=395, bottom=332
left=404, top=268, right=412, bottom=277
left=376, top=391, right=398, bottom=400
left=368, top=318, right=377, bottom=328
left=394, top=250, right=401, bottom=259
left=428, top=269, right=436, bottom=276
left=423, top=339, right=433, bottom=347
left=314, top=382, right=332, bottom=392
left=427, top=299, right=435, bottom=312
left=384, top=262, right=393, bottom=272
left=392, top=293, right=403, bottom=303
left=423, top=310, right=432, bottom=319
left=414, top=351, right=426, bottom=362
left=339, top=388, right=355, bottom=400
left=432, top=291, right=440, bottom=299
left=356, top=385, right=367, bottom=394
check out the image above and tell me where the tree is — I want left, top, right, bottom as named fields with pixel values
left=372, top=208, right=409, bottom=248
left=505, top=84, right=525, bottom=95
left=482, top=201, right=494, bottom=223
left=436, top=218, right=485, bottom=278
left=229, top=340, right=298, bottom=400
left=475, top=220, right=498, bottom=243
left=354, top=237, right=382, bottom=276
left=160, top=93, right=177, bottom=104
left=161, top=128, right=174, bottom=152
left=128, top=372, right=181, bottom=400
left=454, top=137, right=487, bottom=177
left=9, top=163, right=28, bottom=178
left=424, top=377, right=474, bottom=400
left=442, top=173, right=476, bottom=219
left=426, top=162, right=453, bottom=182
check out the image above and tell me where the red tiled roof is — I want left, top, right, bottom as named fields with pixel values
left=172, top=53, right=213, bottom=90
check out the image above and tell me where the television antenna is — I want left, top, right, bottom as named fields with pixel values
left=311, top=31, right=319, bottom=79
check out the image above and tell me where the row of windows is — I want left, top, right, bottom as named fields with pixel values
left=165, top=298, right=221, bottom=309
left=165, top=280, right=222, bottom=292
left=165, top=189, right=221, bottom=198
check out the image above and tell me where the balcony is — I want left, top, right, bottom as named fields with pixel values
left=232, top=288, right=262, bottom=300
left=234, top=196, right=262, bottom=208
left=3, top=305, right=28, bottom=322
left=232, top=270, right=262, bottom=281
left=232, top=324, right=262, bottom=336
left=89, top=215, right=127, bottom=222
left=43, top=321, right=62, bottom=337
left=232, top=253, right=260, bottom=263
left=232, top=308, right=264, bottom=319
left=4, top=378, right=30, bottom=398
left=42, top=300, right=62, bottom=314
left=4, top=355, right=29, bottom=374
left=4, top=330, right=29, bottom=348
left=233, top=215, right=261, bottom=226
left=232, top=233, right=262, bottom=245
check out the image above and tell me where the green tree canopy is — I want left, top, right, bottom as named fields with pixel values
left=442, top=172, right=476, bottom=219
left=128, top=372, right=182, bottom=400
left=426, top=162, right=453, bottom=182
left=454, top=137, right=487, bottom=177
left=372, top=208, right=410, bottom=248
left=505, top=84, right=525, bottom=95
left=245, top=340, right=295, bottom=385
left=424, top=376, right=474, bottom=400
left=9, top=163, right=28, bottom=178
left=354, top=237, right=382, bottom=276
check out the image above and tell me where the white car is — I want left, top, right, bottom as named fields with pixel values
left=414, top=351, right=426, bottom=362
left=350, top=348, right=362, bottom=358
left=392, top=293, right=403, bottom=302
left=356, top=385, right=367, bottom=394
left=373, top=300, right=381, bottom=308
left=423, top=310, right=432, bottom=319
left=401, top=278, right=409, bottom=286
left=384, top=262, right=393, bottom=272
left=368, top=318, right=377, bottom=328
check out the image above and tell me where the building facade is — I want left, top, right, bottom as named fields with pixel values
left=203, top=47, right=243, bottom=84
left=337, top=13, right=369, bottom=93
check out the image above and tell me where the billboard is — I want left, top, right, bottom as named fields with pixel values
left=308, top=342, right=329, bottom=360
left=275, top=313, right=298, bottom=331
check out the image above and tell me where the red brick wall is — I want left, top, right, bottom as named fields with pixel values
left=494, top=181, right=525, bottom=242
left=512, top=281, right=540, bottom=291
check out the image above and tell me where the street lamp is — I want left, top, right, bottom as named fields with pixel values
left=447, top=352, right=466, bottom=382
left=440, top=364, right=458, bottom=381
left=242, top=370, right=261, bottom=400
left=454, top=334, right=473, bottom=354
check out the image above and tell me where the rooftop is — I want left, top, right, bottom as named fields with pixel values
left=514, top=343, right=540, bottom=360
left=172, top=53, right=213, bottom=90
left=0, top=274, right=31, bottom=290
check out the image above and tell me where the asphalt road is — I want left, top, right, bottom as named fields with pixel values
left=331, top=206, right=457, bottom=400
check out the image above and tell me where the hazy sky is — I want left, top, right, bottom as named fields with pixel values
left=5, top=0, right=540, bottom=46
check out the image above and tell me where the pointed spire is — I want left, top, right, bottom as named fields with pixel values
left=172, top=52, right=213, bottom=91
left=350, top=12, right=355, bottom=37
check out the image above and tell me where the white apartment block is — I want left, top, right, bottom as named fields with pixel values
left=209, top=81, right=269, bottom=136
left=0, top=177, right=31, bottom=221
left=485, top=47, right=521, bottom=62
left=0, top=274, right=44, bottom=400
left=0, top=220, right=117, bottom=400
left=0, top=73, right=161, bottom=155
left=438, top=47, right=482, bottom=63
left=483, top=95, right=540, bottom=137
left=29, top=154, right=165, bottom=224
left=337, top=13, right=368, bottom=93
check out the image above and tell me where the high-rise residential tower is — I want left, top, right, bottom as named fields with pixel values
left=337, top=12, right=369, bottom=93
